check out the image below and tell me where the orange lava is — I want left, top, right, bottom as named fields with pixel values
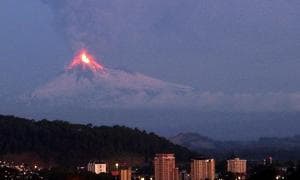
left=67, top=49, right=104, bottom=72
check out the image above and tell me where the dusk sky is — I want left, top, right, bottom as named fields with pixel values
left=1, top=0, right=300, bottom=139
left=1, top=0, right=300, bottom=93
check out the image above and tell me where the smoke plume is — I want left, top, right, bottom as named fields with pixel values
left=42, top=0, right=199, bottom=54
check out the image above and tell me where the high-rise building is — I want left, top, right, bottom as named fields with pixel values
left=227, top=158, right=247, bottom=174
left=190, top=158, right=215, bottom=180
left=227, top=158, right=247, bottom=179
left=154, top=153, right=179, bottom=180
left=87, top=162, right=107, bottom=174
left=120, top=168, right=132, bottom=180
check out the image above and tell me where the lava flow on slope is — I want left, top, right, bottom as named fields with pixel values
left=67, top=49, right=104, bottom=73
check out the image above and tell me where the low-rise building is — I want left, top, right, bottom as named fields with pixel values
left=87, top=162, right=107, bottom=174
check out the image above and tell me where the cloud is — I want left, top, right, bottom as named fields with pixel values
left=193, top=92, right=300, bottom=112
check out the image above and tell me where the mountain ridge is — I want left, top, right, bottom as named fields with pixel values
left=170, top=132, right=300, bottom=160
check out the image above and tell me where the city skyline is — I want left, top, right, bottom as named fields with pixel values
left=0, top=114, right=299, bottom=179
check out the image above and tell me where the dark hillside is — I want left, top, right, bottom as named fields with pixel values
left=0, top=115, right=195, bottom=167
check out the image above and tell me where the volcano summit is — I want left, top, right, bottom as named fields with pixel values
left=67, top=49, right=104, bottom=73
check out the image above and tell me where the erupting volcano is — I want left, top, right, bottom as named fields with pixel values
left=28, top=49, right=195, bottom=109
left=67, top=49, right=104, bottom=73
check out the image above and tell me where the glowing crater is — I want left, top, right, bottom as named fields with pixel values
left=67, top=49, right=104, bottom=72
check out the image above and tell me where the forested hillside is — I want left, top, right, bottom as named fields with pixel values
left=0, top=115, right=195, bottom=167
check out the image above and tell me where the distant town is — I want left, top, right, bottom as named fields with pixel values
left=1, top=153, right=299, bottom=180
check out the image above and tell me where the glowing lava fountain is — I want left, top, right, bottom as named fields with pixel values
left=67, top=49, right=104, bottom=72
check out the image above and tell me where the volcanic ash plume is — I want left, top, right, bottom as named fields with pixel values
left=41, top=0, right=200, bottom=53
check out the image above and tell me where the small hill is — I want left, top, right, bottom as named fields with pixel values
left=0, top=115, right=195, bottom=167
left=170, top=132, right=219, bottom=150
